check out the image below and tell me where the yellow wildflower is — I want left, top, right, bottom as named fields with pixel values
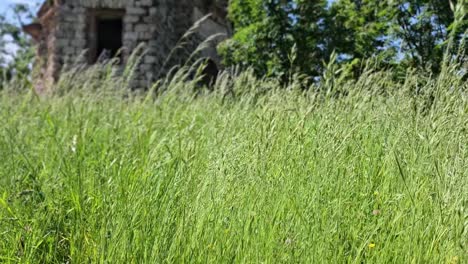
left=449, top=256, right=459, bottom=264
left=368, top=243, right=376, bottom=249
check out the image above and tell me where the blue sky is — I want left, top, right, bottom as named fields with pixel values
left=0, top=0, right=40, bottom=9
left=1, top=0, right=41, bottom=63
left=0, top=0, right=41, bottom=18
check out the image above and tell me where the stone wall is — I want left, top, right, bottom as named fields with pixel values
left=28, top=0, right=230, bottom=91
left=33, top=4, right=59, bottom=93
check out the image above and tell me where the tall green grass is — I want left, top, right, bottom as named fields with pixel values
left=0, top=60, right=467, bottom=263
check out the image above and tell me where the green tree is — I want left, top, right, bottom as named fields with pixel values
left=220, top=0, right=466, bottom=81
left=0, top=4, right=35, bottom=84
left=290, top=0, right=328, bottom=77
left=219, top=0, right=328, bottom=82
left=390, top=0, right=467, bottom=74
left=327, top=0, right=396, bottom=62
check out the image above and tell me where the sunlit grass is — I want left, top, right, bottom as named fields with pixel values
left=0, top=64, right=467, bottom=263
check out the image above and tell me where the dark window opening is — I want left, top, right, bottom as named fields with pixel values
left=201, top=59, right=219, bottom=87
left=87, top=9, right=125, bottom=63
left=97, top=18, right=123, bottom=61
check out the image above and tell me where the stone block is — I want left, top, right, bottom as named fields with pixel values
left=127, top=7, right=146, bottom=15
left=135, top=24, right=150, bottom=32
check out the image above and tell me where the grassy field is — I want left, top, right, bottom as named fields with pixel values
left=0, top=65, right=467, bottom=263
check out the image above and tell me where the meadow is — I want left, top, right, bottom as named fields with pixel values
left=0, top=62, right=467, bottom=263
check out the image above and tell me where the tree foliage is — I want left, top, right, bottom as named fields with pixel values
left=219, top=0, right=328, bottom=81
left=0, top=4, right=35, bottom=84
left=220, top=0, right=467, bottom=81
left=390, top=0, right=467, bottom=73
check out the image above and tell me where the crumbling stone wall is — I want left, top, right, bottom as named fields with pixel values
left=25, top=0, right=230, bottom=91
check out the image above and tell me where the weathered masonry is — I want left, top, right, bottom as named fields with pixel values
left=23, top=0, right=231, bottom=92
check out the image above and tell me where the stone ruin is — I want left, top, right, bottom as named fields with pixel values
left=23, top=0, right=231, bottom=92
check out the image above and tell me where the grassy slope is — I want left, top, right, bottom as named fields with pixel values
left=0, top=70, right=467, bottom=263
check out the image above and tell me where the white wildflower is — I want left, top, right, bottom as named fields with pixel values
left=71, top=135, right=78, bottom=153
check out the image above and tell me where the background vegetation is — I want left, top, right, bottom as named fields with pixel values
left=220, top=0, right=467, bottom=81
left=0, top=0, right=467, bottom=263
left=0, top=4, right=34, bottom=84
